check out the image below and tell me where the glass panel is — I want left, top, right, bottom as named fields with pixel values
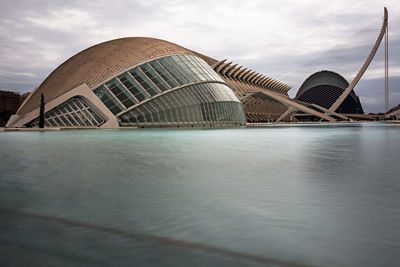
left=75, top=99, right=84, bottom=109
left=176, top=55, right=205, bottom=81
left=141, top=107, right=151, bottom=123
left=82, top=110, right=95, bottom=125
left=136, top=108, right=146, bottom=123
left=60, top=115, right=72, bottom=126
left=158, top=57, right=187, bottom=85
left=71, top=112, right=84, bottom=126
left=53, top=116, right=64, bottom=126
left=76, top=110, right=91, bottom=126
left=139, top=64, right=169, bottom=92
left=88, top=109, right=104, bottom=125
left=93, top=85, right=123, bottom=115
left=168, top=56, right=197, bottom=83
left=69, top=101, right=80, bottom=111
left=118, top=73, right=148, bottom=102
left=118, top=82, right=245, bottom=126
left=36, top=98, right=104, bottom=127
left=47, top=118, right=56, bottom=126
left=65, top=114, right=78, bottom=126
left=53, top=109, right=62, bottom=116
left=64, top=103, right=73, bottom=112
left=190, top=55, right=223, bottom=81
left=180, top=54, right=208, bottom=81
left=129, top=69, right=160, bottom=96
left=105, top=79, right=135, bottom=108
left=87, top=54, right=243, bottom=127
left=80, top=100, right=89, bottom=108
left=149, top=61, right=178, bottom=88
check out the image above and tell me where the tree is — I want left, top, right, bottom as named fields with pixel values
left=39, top=93, right=45, bottom=128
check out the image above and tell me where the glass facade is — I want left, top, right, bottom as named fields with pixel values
left=118, top=83, right=245, bottom=126
left=30, top=97, right=104, bottom=127
left=91, top=53, right=245, bottom=127
left=93, top=85, right=123, bottom=115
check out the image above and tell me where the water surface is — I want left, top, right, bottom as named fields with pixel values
left=1, top=122, right=399, bottom=266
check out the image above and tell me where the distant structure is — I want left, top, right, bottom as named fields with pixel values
left=0, top=90, right=22, bottom=127
left=289, top=7, right=389, bottom=121
left=295, top=71, right=364, bottom=114
left=329, top=7, right=388, bottom=114
left=386, top=104, right=400, bottom=120
left=0, top=90, right=21, bottom=113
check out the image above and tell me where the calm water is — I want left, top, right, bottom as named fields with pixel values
left=0, top=122, right=399, bottom=267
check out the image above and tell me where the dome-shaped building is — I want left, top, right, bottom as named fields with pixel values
left=295, top=70, right=364, bottom=114
left=8, top=37, right=246, bottom=128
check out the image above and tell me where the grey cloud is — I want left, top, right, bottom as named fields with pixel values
left=357, top=76, right=400, bottom=113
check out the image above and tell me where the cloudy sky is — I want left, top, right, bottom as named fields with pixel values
left=0, top=0, right=398, bottom=113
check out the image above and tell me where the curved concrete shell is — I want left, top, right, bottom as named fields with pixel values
left=17, top=37, right=194, bottom=116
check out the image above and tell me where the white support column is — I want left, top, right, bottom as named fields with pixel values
left=276, top=107, right=297, bottom=122
left=385, top=19, right=389, bottom=113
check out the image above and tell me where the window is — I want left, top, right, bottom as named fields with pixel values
left=105, top=79, right=136, bottom=108
left=118, top=74, right=148, bottom=102
left=93, top=86, right=123, bottom=115
left=129, top=69, right=160, bottom=96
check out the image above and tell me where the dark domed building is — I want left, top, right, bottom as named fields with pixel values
left=295, top=70, right=364, bottom=114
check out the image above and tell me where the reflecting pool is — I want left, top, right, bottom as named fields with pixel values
left=1, top=122, right=400, bottom=266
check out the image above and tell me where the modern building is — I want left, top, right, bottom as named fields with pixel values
left=7, top=38, right=249, bottom=128
left=0, top=90, right=21, bottom=113
left=9, top=37, right=336, bottom=128
left=288, top=8, right=388, bottom=122
left=5, top=8, right=390, bottom=127
left=10, top=27, right=391, bottom=128
left=207, top=59, right=291, bottom=122
left=295, top=70, right=364, bottom=114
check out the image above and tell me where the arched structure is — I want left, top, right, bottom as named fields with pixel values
left=295, top=70, right=364, bottom=114
left=329, top=7, right=388, bottom=112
